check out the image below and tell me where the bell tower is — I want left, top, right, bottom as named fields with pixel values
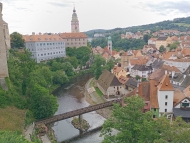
left=71, top=7, right=79, bottom=33
left=108, top=36, right=112, bottom=55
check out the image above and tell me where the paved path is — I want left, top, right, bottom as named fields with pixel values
left=24, top=123, right=34, bottom=142
left=40, top=134, right=51, bottom=143
left=86, top=78, right=105, bottom=104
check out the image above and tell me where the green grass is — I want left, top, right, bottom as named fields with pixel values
left=174, top=23, right=190, bottom=27
left=0, top=106, right=26, bottom=132
left=95, top=87, right=103, bottom=97
left=90, top=78, right=94, bottom=87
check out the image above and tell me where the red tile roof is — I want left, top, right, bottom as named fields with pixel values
left=157, top=75, right=174, bottom=91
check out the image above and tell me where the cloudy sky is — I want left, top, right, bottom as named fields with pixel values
left=1, top=0, right=190, bottom=35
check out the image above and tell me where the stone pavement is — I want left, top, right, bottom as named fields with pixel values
left=85, top=78, right=105, bottom=104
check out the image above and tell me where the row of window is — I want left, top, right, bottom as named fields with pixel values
left=66, top=39, right=86, bottom=41
left=28, top=47, right=64, bottom=51
left=39, top=55, right=63, bottom=61
left=37, top=51, right=64, bottom=57
left=27, top=42, right=64, bottom=47
left=67, top=42, right=86, bottom=45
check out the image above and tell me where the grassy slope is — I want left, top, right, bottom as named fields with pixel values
left=0, top=106, right=26, bottom=132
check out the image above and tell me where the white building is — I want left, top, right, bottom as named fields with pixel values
left=23, top=33, right=66, bottom=63
left=157, top=75, right=174, bottom=118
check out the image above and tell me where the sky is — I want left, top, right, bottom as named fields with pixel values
left=1, top=0, right=190, bottom=35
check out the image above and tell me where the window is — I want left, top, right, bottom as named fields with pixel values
left=165, top=102, right=167, bottom=106
left=165, top=109, right=167, bottom=112
left=165, top=95, right=168, bottom=99
left=43, top=43, right=45, bottom=45
left=153, top=115, right=156, bottom=118
left=41, top=54, right=43, bottom=56
left=154, top=108, right=156, bottom=111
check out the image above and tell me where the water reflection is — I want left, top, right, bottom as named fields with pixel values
left=52, top=75, right=105, bottom=143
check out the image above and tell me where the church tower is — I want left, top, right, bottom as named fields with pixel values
left=0, top=2, right=9, bottom=78
left=71, top=7, right=79, bottom=33
left=108, top=36, right=112, bottom=55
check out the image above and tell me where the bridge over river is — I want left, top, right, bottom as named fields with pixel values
left=35, top=98, right=122, bottom=125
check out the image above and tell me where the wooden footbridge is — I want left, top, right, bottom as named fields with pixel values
left=35, top=98, right=122, bottom=125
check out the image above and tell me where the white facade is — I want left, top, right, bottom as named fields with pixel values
left=164, top=60, right=190, bottom=72
left=175, top=98, right=190, bottom=108
left=157, top=90, right=174, bottom=116
left=148, top=39, right=156, bottom=45
left=25, top=40, right=66, bottom=63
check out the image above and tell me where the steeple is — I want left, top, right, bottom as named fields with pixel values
left=71, top=6, right=79, bottom=33
left=108, top=36, right=112, bottom=55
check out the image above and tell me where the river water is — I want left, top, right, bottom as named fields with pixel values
left=52, top=74, right=105, bottom=143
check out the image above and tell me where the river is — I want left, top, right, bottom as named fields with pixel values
left=52, top=74, right=105, bottom=143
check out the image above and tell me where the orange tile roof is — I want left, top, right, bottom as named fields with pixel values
left=150, top=80, right=159, bottom=108
left=181, top=48, right=190, bottom=55
left=112, top=50, right=119, bottom=56
left=173, top=88, right=186, bottom=106
left=23, top=34, right=63, bottom=42
left=118, top=75, right=129, bottom=84
left=171, top=36, right=178, bottom=41
left=149, top=69, right=165, bottom=81
left=161, top=64, right=181, bottom=73
left=157, top=75, right=174, bottom=91
left=183, top=85, right=190, bottom=98
left=129, top=58, right=148, bottom=66
left=138, top=82, right=150, bottom=101
left=59, top=32, right=87, bottom=39
left=113, top=66, right=122, bottom=73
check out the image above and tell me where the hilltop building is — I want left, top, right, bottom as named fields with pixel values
left=60, top=7, right=87, bottom=48
left=23, top=33, right=66, bottom=63
left=0, top=2, right=9, bottom=78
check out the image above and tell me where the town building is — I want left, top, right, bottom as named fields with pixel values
left=112, top=66, right=127, bottom=79
left=59, top=7, right=88, bottom=48
left=23, top=33, right=66, bottom=63
left=155, top=37, right=172, bottom=50
left=0, top=2, right=9, bottom=78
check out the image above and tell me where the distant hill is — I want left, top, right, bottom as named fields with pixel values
left=85, top=16, right=190, bottom=37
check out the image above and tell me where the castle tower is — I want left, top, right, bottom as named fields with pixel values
left=108, top=36, right=112, bottom=55
left=0, top=2, right=9, bottom=78
left=71, top=7, right=79, bottom=33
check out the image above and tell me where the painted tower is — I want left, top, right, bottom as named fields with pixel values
left=71, top=7, right=79, bottom=33
left=157, top=74, right=174, bottom=118
left=108, top=36, right=112, bottom=55
left=0, top=2, right=9, bottom=78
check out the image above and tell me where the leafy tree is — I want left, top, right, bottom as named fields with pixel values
left=30, top=85, right=58, bottom=119
left=0, top=131, right=31, bottom=143
left=62, top=62, right=74, bottom=77
left=105, top=59, right=114, bottom=71
left=69, top=56, right=78, bottom=69
left=159, top=45, right=166, bottom=53
left=169, top=41, right=180, bottom=51
left=143, top=34, right=151, bottom=43
left=53, top=71, right=69, bottom=84
left=90, top=55, right=106, bottom=79
left=101, top=96, right=160, bottom=143
left=10, top=32, right=25, bottom=48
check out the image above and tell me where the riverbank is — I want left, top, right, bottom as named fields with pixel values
left=85, top=78, right=112, bottom=119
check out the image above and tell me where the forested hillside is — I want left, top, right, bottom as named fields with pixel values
left=86, top=16, right=190, bottom=37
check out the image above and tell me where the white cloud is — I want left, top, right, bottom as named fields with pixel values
left=1, top=0, right=189, bottom=34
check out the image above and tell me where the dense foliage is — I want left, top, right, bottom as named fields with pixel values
left=91, top=33, right=146, bottom=50
left=86, top=16, right=190, bottom=37
left=10, top=32, right=25, bottom=48
left=0, top=131, right=31, bottom=143
left=101, top=96, right=190, bottom=143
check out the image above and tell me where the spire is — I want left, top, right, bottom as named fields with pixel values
left=73, top=5, right=76, bottom=13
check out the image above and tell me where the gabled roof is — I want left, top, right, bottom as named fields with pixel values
left=152, top=59, right=164, bottom=69
left=181, top=76, right=190, bottom=88
left=157, top=37, right=168, bottom=41
left=173, top=108, right=190, bottom=118
left=125, top=78, right=138, bottom=89
left=173, top=88, right=186, bottom=106
left=161, top=64, right=181, bottom=73
left=113, top=66, right=122, bottom=73
left=23, top=34, right=63, bottom=42
left=150, top=80, right=159, bottom=108
left=157, top=75, right=174, bottom=91
left=59, top=32, right=87, bottom=39
left=138, top=82, right=150, bottom=101
left=149, top=69, right=165, bottom=81
left=97, top=70, right=121, bottom=91
left=137, top=65, right=152, bottom=71
left=183, top=85, right=190, bottom=98
left=118, top=75, right=129, bottom=84
left=131, top=64, right=140, bottom=70
left=170, top=73, right=184, bottom=83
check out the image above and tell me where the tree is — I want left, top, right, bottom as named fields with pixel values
left=143, top=34, right=151, bottom=43
left=101, top=96, right=160, bottom=143
left=53, top=71, right=69, bottom=84
left=159, top=45, right=166, bottom=53
left=10, top=32, right=25, bottom=48
left=90, top=55, right=106, bottom=79
left=69, top=56, right=78, bottom=69
left=30, top=85, right=58, bottom=119
left=105, top=59, right=114, bottom=71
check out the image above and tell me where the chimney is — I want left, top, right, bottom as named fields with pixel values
left=171, top=71, right=175, bottom=78
left=165, top=70, right=167, bottom=75
left=32, top=32, right=35, bottom=35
